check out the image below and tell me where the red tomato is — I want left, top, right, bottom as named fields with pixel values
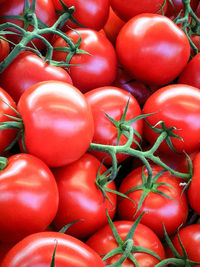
left=0, top=88, right=19, bottom=154
left=142, top=84, right=200, bottom=154
left=17, top=81, right=94, bottom=167
left=86, top=220, right=165, bottom=266
left=1, top=231, right=104, bottom=266
left=187, top=152, right=200, bottom=215
left=166, top=0, right=199, bottom=17
left=117, top=165, right=188, bottom=238
left=103, top=7, right=125, bottom=44
left=0, top=153, right=58, bottom=243
left=116, top=14, right=190, bottom=86
left=85, top=86, right=143, bottom=164
left=53, top=0, right=109, bottom=31
left=178, top=52, right=200, bottom=89
left=0, top=0, right=56, bottom=50
left=110, top=0, right=167, bottom=21
left=0, top=38, right=9, bottom=62
left=166, top=224, right=200, bottom=265
left=52, top=28, right=117, bottom=93
left=0, top=52, right=72, bottom=103
left=52, top=153, right=117, bottom=240
left=0, top=242, right=14, bottom=265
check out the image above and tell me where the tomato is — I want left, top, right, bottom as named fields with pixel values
left=0, top=153, right=58, bottom=243
left=85, top=86, right=143, bottom=164
left=110, top=0, right=167, bottom=22
left=17, top=81, right=94, bottom=167
left=103, top=7, right=125, bottom=44
left=166, top=224, right=200, bottom=265
left=0, top=242, right=14, bottom=265
left=116, top=14, right=190, bottom=86
left=0, top=51, right=72, bottom=103
left=0, top=88, right=19, bottom=154
left=178, top=52, right=200, bottom=90
left=142, top=84, right=200, bottom=154
left=117, top=165, right=188, bottom=238
left=53, top=0, right=109, bottom=31
left=187, top=152, right=200, bottom=216
left=86, top=220, right=165, bottom=266
left=52, top=28, right=117, bottom=93
left=0, top=0, right=56, bottom=50
left=0, top=38, right=9, bottom=62
left=1, top=231, right=104, bottom=266
left=166, top=0, right=199, bottom=17
left=52, top=153, right=117, bottom=240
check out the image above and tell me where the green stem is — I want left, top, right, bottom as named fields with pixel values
left=0, top=157, right=7, bottom=171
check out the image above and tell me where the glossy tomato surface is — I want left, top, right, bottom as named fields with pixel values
left=143, top=84, right=200, bottom=154
left=17, top=81, right=94, bottom=167
left=0, top=153, right=59, bottom=243
left=52, top=153, right=117, bottom=239
left=52, top=28, right=117, bottom=93
left=0, top=38, right=9, bottom=62
left=1, top=232, right=104, bottom=267
left=116, top=14, right=190, bottom=86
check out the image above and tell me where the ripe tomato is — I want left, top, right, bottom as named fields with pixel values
left=116, top=14, right=190, bottom=86
left=0, top=38, right=9, bottom=62
left=110, top=0, right=167, bottom=22
left=178, top=52, right=200, bottom=89
left=187, top=152, right=200, bottom=215
left=166, top=224, right=200, bottom=265
left=85, top=86, right=143, bottom=164
left=17, top=81, right=94, bottom=167
left=52, top=28, right=117, bottom=93
left=86, top=220, right=165, bottom=266
left=0, top=51, right=72, bottom=103
left=166, top=0, right=199, bottom=17
left=52, top=153, right=117, bottom=240
left=53, top=0, right=109, bottom=31
left=0, top=0, right=56, bottom=50
left=1, top=232, right=105, bottom=266
left=142, top=84, right=200, bottom=154
left=0, top=153, right=59, bottom=243
left=117, top=165, right=188, bottom=238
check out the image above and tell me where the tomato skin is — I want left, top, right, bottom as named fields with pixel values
left=166, top=224, right=200, bottom=265
left=0, top=38, right=9, bottom=62
left=116, top=14, right=190, bottom=86
left=0, top=0, right=56, bottom=50
left=0, top=153, right=59, bottom=243
left=52, top=29, right=117, bottom=93
left=1, top=231, right=105, bottom=267
left=178, top=53, right=200, bottom=90
left=142, top=84, right=200, bottom=154
left=117, top=165, right=188, bottom=238
left=17, top=81, right=94, bottom=167
left=85, top=86, right=143, bottom=164
left=166, top=0, right=199, bottom=17
left=0, top=52, right=73, bottom=103
left=86, top=220, right=165, bottom=266
left=110, top=0, right=167, bottom=22
left=53, top=0, right=109, bottom=31
left=52, top=153, right=117, bottom=240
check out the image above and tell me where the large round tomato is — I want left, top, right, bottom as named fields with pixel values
left=178, top=52, right=200, bottom=90
left=1, top=232, right=104, bottom=266
left=0, top=153, right=59, bottom=243
left=116, top=14, right=190, bottom=86
left=0, top=0, right=56, bottom=50
left=166, top=224, right=200, bottom=265
left=142, top=84, right=200, bottom=154
left=117, top=165, right=188, bottom=238
left=85, top=86, right=143, bottom=164
left=0, top=51, right=72, bottom=103
left=53, top=0, right=109, bottom=31
left=52, top=153, right=117, bottom=240
left=17, top=81, right=94, bottom=167
left=0, top=38, right=9, bottom=62
left=52, top=28, right=117, bottom=93
left=110, top=0, right=167, bottom=21
left=86, top=220, right=165, bottom=266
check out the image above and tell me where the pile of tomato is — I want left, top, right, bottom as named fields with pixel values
left=0, top=0, right=200, bottom=266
